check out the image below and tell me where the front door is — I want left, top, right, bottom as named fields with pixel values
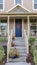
left=15, top=19, right=22, bottom=37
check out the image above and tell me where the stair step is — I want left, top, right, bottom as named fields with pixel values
left=9, top=37, right=27, bottom=62
left=19, top=53, right=27, bottom=56
left=9, top=57, right=26, bottom=62
left=10, top=47, right=26, bottom=50
left=15, top=45, right=25, bottom=47
left=18, top=50, right=27, bottom=54
left=13, top=41, right=25, bottom=44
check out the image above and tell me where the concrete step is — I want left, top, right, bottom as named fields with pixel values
left=19, top=54, right=27, bottom=57
left=9, top=37, right=27, bottom=62
left=10, top=47, right=26, bottom=50
left=9, top=57, right=26, bottom=62
left=15, top=37, right=24, bottom=40
left=17, top=50, right=27, bottom=53
left=15, top=45, right=26, bottom=47
left=5, top=62, right=31, bottom=65
left=13, top=38, right=25, bottom=42
left=13, top=41, right=26, bottom=45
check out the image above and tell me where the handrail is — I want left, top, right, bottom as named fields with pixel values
left=24, top=29, right=29, bottom=54
left=9, top=29, right=13, bottom=47
left=7, top=29, right=13, bottom=62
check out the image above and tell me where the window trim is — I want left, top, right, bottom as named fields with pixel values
left=0, top=0, right=5, bottom=11
left=14, top=0, right=23, bottom=6
left=33, top=0, right=37, bottom=10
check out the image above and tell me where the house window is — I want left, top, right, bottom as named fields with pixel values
left=15, top=0, right=22, bottom=5
left=0, top=20, right=7, bottom=36
left=0, top=0, right=3, bottom=10
left=34, top=0, right=37, bottom=9
left=30, top=19, right=37, bottom=38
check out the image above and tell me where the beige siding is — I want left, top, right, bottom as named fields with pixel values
left=4, top=0, right=32, bottom=12
left=0, top=0, right=37, bottom=14
left=9, top=19, right=14, bottom=35
left=24, top=19, right=28, bottom=31
left=4, top=0, right=14, bottom=11
left=23, top=0, right=32, bottom=11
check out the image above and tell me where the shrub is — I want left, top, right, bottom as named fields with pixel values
left=0, top=37, right=7, bottom=42
left=0, top=47, right=5, bottom=61
left=29, top=37, right=35, bottom=46
left=33, top=49, right=37, bottom=65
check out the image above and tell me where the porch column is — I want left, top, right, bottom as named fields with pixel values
left=7, top=16, right=9, bottom=62
left=27, top=16, right=30, bottom=38
left=14, top=18, right=15, bottom=36
left=27, top=16, right=30, bottom=53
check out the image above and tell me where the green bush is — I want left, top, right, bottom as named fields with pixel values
left=0, top=37, right=7, bottom=42
left=31, top=46, right=35, bottom=54
left=29, top=36, right=35, bottom=46
left=29, top=36, right=37, bottom=65
left=33, top=49, right=37, bottom=65
left=0, top=47, right=5, bottom=61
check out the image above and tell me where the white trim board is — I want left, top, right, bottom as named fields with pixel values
left=7, top=4, right=31, bottom=13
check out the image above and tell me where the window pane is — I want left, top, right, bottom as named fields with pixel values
left=0, top=0, right=3, bottom=3
left=1, top=20, right=7, bottom=26
left=34, top=0, right=37, bottom=9
left=34, top=4, right=37, bottom=9
left=1, top=20, right=7, bottom=36
left=30, top=26, right=36, bottom=30
left=30, top=19, right=36, bottom=23
left=30, top=30, right=36, bottom=36
left=15, top=0, right=22, bottom=5
left=34, top=0, right=37, bottom=4
left=0, top=4, right=3, bottom=9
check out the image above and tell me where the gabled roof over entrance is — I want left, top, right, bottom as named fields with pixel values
left=7, top=5, right=31, bottom=14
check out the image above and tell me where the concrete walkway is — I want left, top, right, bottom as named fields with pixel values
left=5, top=62, right=31, bottom=65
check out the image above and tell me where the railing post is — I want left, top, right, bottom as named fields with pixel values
left=27, top=16, right=30, bottom=53
left=27, top=16, right=30, bottom=38
left=7, top=16, right=9, bottom=62
left=24, top=30, right=29, bottom=54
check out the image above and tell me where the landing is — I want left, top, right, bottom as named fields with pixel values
left=5, top=62, right=31, bottom=65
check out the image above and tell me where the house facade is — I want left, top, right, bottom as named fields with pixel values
left=0, top=0, right=37, bottom=62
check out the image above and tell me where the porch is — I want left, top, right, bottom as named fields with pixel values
left=0, top=15, right=37, bottom=39
left=0, top=14, right=37, bottom=62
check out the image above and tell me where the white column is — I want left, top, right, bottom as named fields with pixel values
left=22, top=18, right=24, bottom=38
left=27, top=16, right=30, bottom=38
left=27, top=16, right=30, bottom=53
left=14, top=18, right=15, bottom=36
left=7, top=16, right=9, bottom=62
